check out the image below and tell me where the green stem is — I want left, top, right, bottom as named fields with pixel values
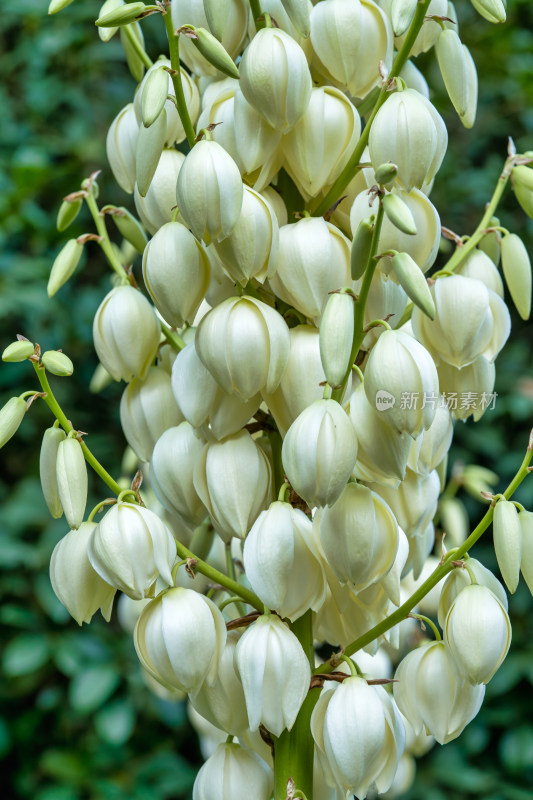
left=249, top=0, right=263, bottom=27
left=332, top=201, right=385, bottom=403
left=268, top=429, right=285, bottom=496
left=273, top=611, right=315, bottom=800
left=33, top=364, right=123, bottom=496
left=410, top=613, right=442, bottom=641
left=164, top=12, right=196, bottom=148
left=85, top=192, right=130, bottom=283
left=160, top=320, right=185, bottom=352
left=122, top=23, right=153, bottom=69
left=434, top=156, right=513, bottom=276
left=315, top=432, right=533, bottom=669
left=312, top=0, right=432, bottom=217
left=174, top=539, right=262, bottom=610
left=225, top=543, right=246, bottom=616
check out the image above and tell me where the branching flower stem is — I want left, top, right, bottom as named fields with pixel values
left=315, top=431, right=533, bottom=673
left=85, top=192, right=131, bottom=284
left=312, top=0, right=432, bottom=217
left=163, top=10, right=196, bottom=149
left=122, top=23, right=153, bottom=69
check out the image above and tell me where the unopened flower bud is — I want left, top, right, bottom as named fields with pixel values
left=470, top=0, right=506, bottom=24
left=182, top=26, right=240, bottom=79
left=56, top=196, right=82, bottom=231
left=41, top=350, right=74, bottom=377
left=319, top=482, right=399, bottom=590
left=364, top=329, right=439, bottom=436
left=172, top=0, right=248, bottom=77
left=319, top=291, right=355, bottom=387
left=437, top=558, right=507, bottom=628
left=93, top=285, right=161, bottom=383
left=310, top=0, right=393, bottom=99
left=374, top=161, right=399, bottom=187
left=369, top=89, right=447, bottom=191
left=141, top=65, right=169, bottom=127
left=0, top=396, right=27, bottom=449
left=444, top=583, right=511, bottom=684
left=511, top=164, right=533, bottom=218
left=235, top=614, right=311, bottom=736
left=436, top=29, right=478, bottom=127
left=47, top=239, right=84, bottom=297
left=134, top=587, right=226, bottom=692
left=106, top=103, right=139, bottom=194
left=192, top=741, right=273, bottom=800
left=95, top=2, right=151, bottom=27
left=243, top=501, right=327, bottom=620
left=195, top=296, right=290, bottom=401
left=390, top=0, right=417, bottom=36
left=56, top=436, right=87, bottom=529
left=239, top=27, right=312, bottom=133
left=391, top=251, right=435, bottom=319
left=176, top=139, right=243, bottom=242
left=493, top=499, right=522, bottom=594
left=2, top=340, right=35, bottom=362
left=282, top=399, right=358, bottom=508
left=383, top=193, right=417, bottom=235
left=88, top=502, right=177, bottom=599
left=500, top=233, right=532, bottom=320
left=40, top=425, right=66, bottom=519
left=136, top=107, right=167, bottom=197
left=50, top=523, right=116, bottom=625
left=142, top=221, right=210, bottom=327
left=193, top=430, right=272, bottom=542
left=351, top=217, right=374, bottom=280
left=519, top=510, right=533, bottom=595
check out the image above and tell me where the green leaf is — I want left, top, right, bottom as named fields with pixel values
left=68, top=665, right=120, bottom=713
left=3, top=633, right=49, bottom=676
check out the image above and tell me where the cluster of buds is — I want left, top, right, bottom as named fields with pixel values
left=3, top=0, right=533, bottom=797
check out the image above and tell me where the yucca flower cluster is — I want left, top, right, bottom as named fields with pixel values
left=2, top=0, right=533, bottom=797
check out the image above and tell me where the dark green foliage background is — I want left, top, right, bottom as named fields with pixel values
left=0, top=1, right=531, bottom=798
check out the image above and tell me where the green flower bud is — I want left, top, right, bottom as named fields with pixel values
left=48, top=0, right=76, bottom=14
left=478, top=216, right=501, bottom=265
left=56, top=436, right=88, bottom=529
left=136, top=107, right=167, bottom=197
left=41, top=350, right=74, bottom=377
left=383, top=192, right=417, bottom=235
left=120, top=23, right=145, bottom=82
left=436, top=30, right=478, bottom=128
left=511, top=165, right=533, bottom=218
left=493, top=499, right=522, bottom=594
left=0, top=396, right=27, bottom=449
left=202, top=0, right=231, bottom=40
left=109, top=207, right=147, bottom=254
left=181, top=26, right=239, bottom=79
left=470, top=0, right=506, bottom=24
left=391, top=251, right=435, bottom=319
left=319, top=292, right=355, bottom=387
left=141, top=65, right=169, bottom=127
left=40, top=426, right=66, bottom=519
left=350, top=217, right=374, bottom=280
left=2, top=340, right=35, bottom=362
left=391, top=0, right=417, bottom=37
left=95, top=2, right=151, bottom=27
left=97, top=0, right=123, bottom=41
left=56, top=197, right=82, bottom=232
left=374, top=162, right=398, bottom=187
left=47, top=239, right=84, bottom=297
left=501, top=233, right=532, bottom=320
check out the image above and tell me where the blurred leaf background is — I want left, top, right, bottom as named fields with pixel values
left=0, top=1, right=532, bottom=798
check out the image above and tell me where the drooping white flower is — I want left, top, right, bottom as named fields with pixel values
left=192, top=741, right=273, bottom=800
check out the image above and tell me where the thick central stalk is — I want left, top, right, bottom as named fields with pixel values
left=273, top=611, right=317, bottom=800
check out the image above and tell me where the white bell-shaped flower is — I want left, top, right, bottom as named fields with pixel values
left=106, top=103, right=139, bottom=194
left=412, top=275, right=511, bottom=368
left=282, top=399, right=358, bottom=508
left=319, top=483, right=399, bottom=591
left=50, top=523, right=116, bottom=625
left=444, top=584, right=512, bottom=685
left=196, top=88, right=241, bottom=168
left=192, top=741, right=273, bottom=800
left=150, top=423, right=207, bottom=528
left=385, top=0, right=448, bottom=56
left=93, top=285, right=161, bottom=383
left=363, top=329, right=439, bottom=437
left=195, top=296, right=290, bottom=401
left=243, top=501, right=327, bottom=621
left=311, top=676, right=404, bottom=799
left=134, top=149, right=186, bottom=235
left=348, top=382, right=412, bottom=488
left=176, top=139, right=243, bottom=243
left=269, top=216, right=351, bottom=323
left=87, top=502, right=177, bottom=599
left=282, top=86, right=361, bottom=200
left=493, top=499, right=522, bottom=594
left=437, top=355, right=496, bottom=422
left=368, top=467, right=441, bottom=540
left=213, top=186, right=279, bottom=285
left=193, top=430, right=272, bottom=542
left=350, top=187, right=441, bottom=275
left=135, top=58, right=200, bottom=145
left=171, top=342, right=261, bottom=440
left=456, top=248, right=504, bottom=297
left=369, top=88, right=447, bottom=191
left=239, top=27, right=312, bottom=133
left=134, top=586, right=226, bottom=692
left=120, top=367, right=183, bottom=462
left=233, top=86, right=282, bottom=176
left=437, top=558, right=508, bottom=628
left=235, top=614, right=311, bottom=736
left=393, top=640, right=485, bottom=744
left=310, top=0, right=393, bottom=99
left=319, top=292, right=355, bottom=389
left=357, top=270, right=410, bottom=350
left=190, top=631, right=249, bottom=736
left=407, top=400, right=453, bottom=476
left=142, top=221, right=211, bottom=327
left=55, top=436, right=87, bottom=530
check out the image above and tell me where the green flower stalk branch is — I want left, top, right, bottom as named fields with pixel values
left=122, top=21, right=153, bottom=70
left=163, top=5, right=196, bottom=148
